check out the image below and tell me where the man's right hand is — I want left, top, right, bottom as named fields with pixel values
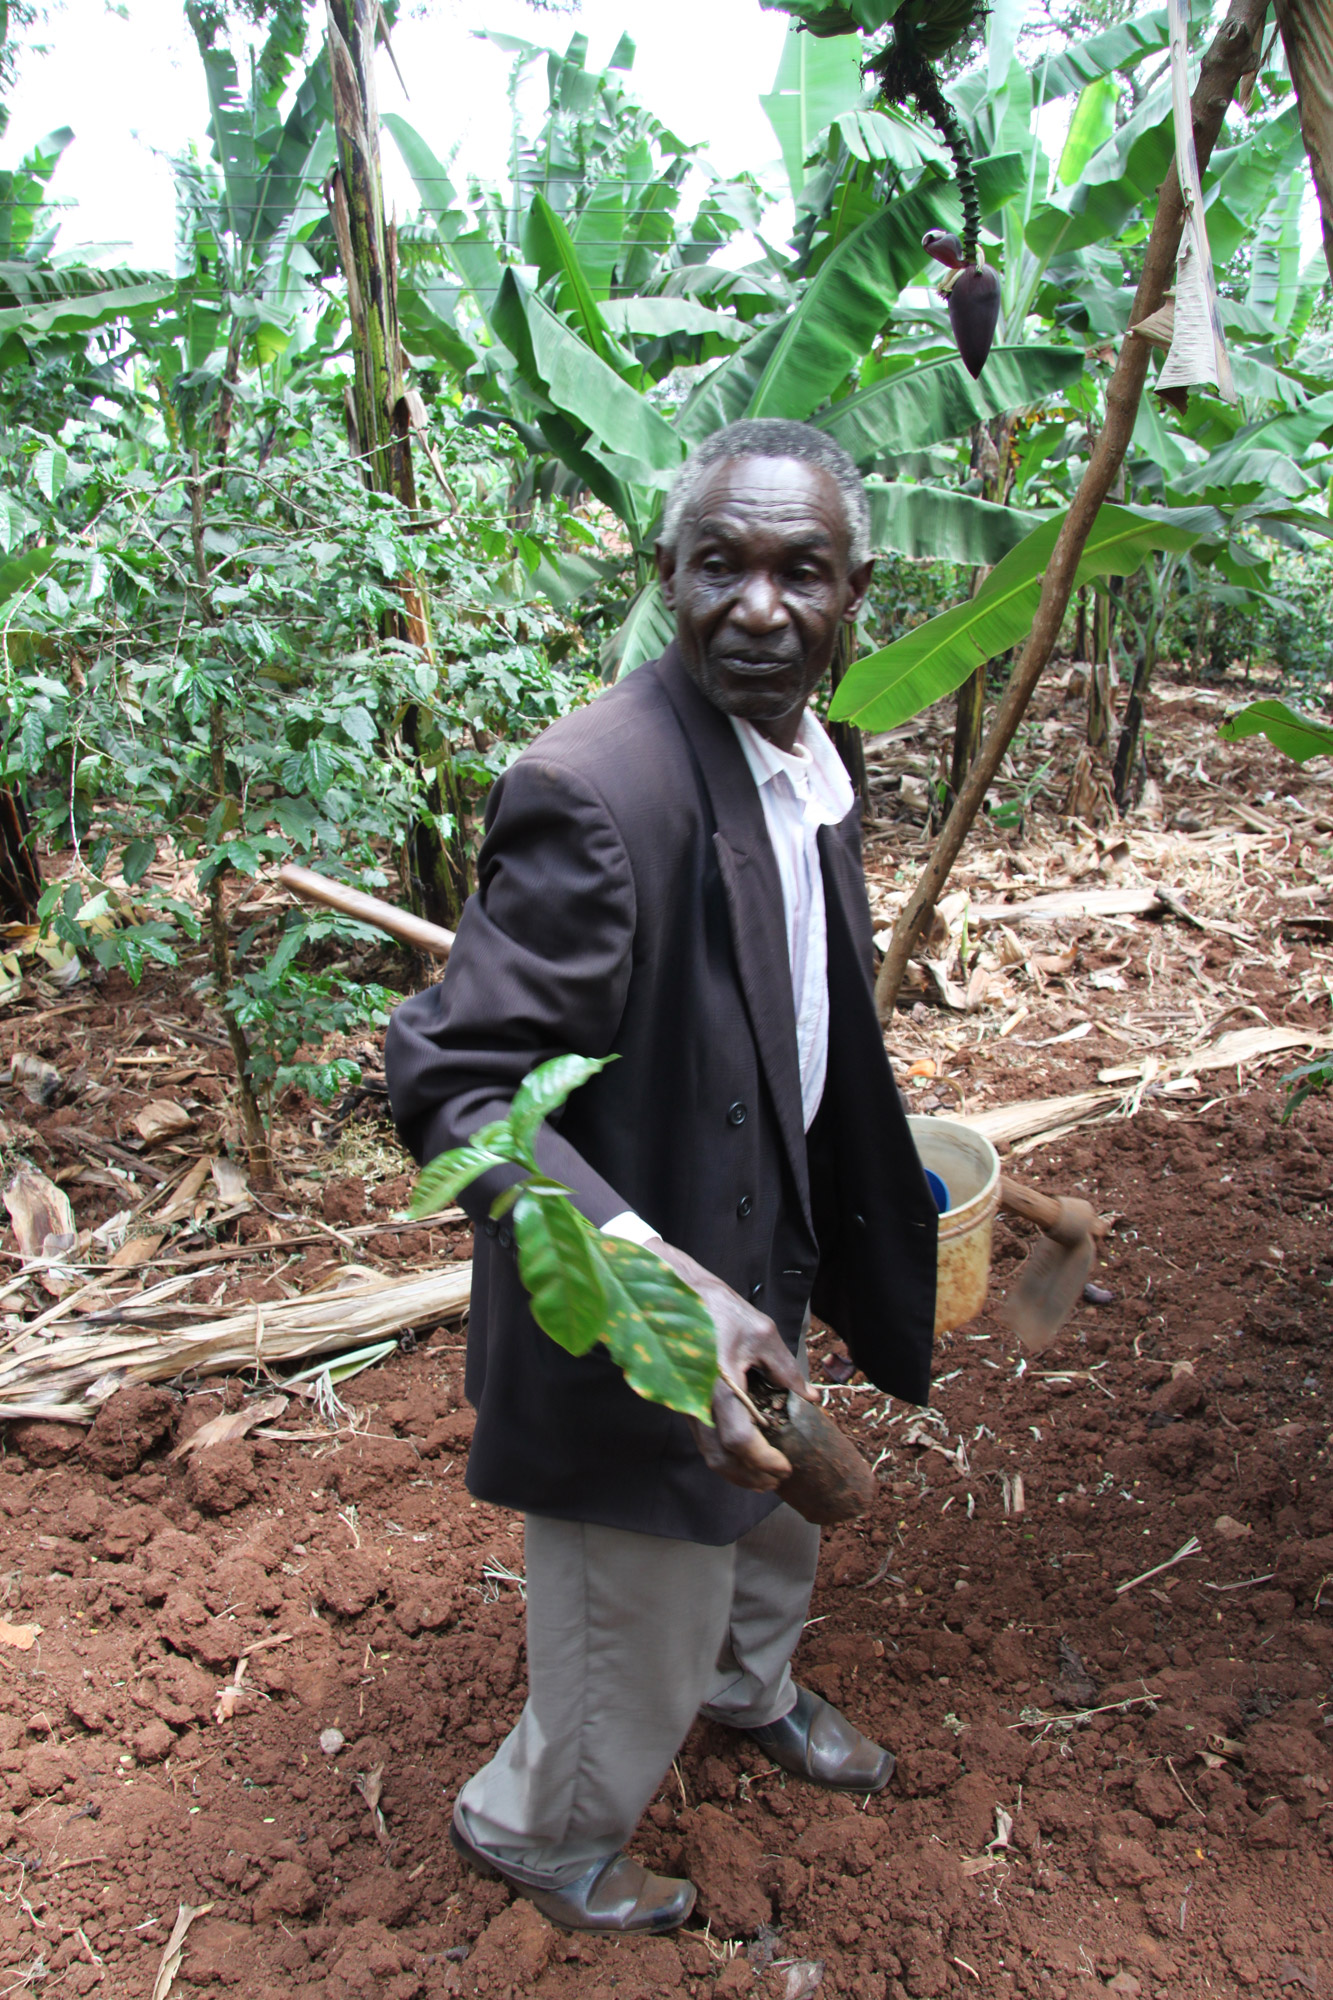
left=645, top=1239, right=814, bottom=1492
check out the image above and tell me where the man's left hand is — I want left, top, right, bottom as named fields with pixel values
left=645, top=1238, right=814, bottom=1491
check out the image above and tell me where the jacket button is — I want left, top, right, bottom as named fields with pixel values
left=750, top=1282, right=764, bottom=1300
left=726, top=1101, right=747, bottom=1126
left=484, top=1218, right=499, bottom=1239
left=736, top=1195, right=753, bottom=1219
left=497, top=1223, right=513, bottom=1250
left=852, top=1212, right=866, bottom=1230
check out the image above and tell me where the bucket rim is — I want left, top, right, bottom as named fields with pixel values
left=906, top=1113, right=1001, bottom=1236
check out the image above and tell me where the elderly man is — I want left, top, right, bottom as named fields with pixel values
left=386, top=419, right=937, bottom=1936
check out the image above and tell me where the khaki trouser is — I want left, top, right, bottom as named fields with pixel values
left=454, top=1501, right=821, bottom=1887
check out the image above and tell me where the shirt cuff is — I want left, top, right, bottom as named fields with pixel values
left=601, top=1210, right=662, bottom=1247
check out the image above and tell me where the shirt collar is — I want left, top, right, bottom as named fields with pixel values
left=730, top=707, right=854, bottom=826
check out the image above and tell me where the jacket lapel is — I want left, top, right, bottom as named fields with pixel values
left=654, top=646, right=811, bottom=1225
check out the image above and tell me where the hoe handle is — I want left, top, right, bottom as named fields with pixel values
left=1000, top=1176, right=1110, bottom=1244
left=999, top=1176, right=1065, bottom=1233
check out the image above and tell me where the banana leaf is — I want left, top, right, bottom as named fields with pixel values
left=1212, top=104, right=1305, bottom=223
left=570, top=180, right=628, bottom=299
left=493, top=269, right=684, bottom=479
left=676, top=322, right=788, bottom=445
left=1026, top=80, right=1172, bottom=261
left=0, top=129, right=74, bottom=262
left=191, top=17, right=329, bottom=270
left=536, top=409, right=639, bottom=529
left=598, top=298, right=749, bottom=342
left=397, top=286, right=480, bottom=377
left=191, top=26, right=261, bottom=251
left=759, top=25, right=866, bottom=197
left=1218, top=700, right=1333, bottom=763
left=1057, top=76, right=1120, bottom=186
left=531, top=546, right=618, bottom=610
left=759, top=0, right=903, bottom=40
left=0, top=277, right=175, bottom=339
left=829, top=503, right=1222, bottom=732
left=619, top=176, right=686, bottom=296
left=603, top=575, right=675, bottom=681
left=524, top=194, right=616, bottom=364
left=817, top=345, right=1085, bottom=465
left=1176, top=390, right=1333, bottom=496
left=682, top=155, right=1025, bottom=442
left=384, top=113, right=506, bottom=330
left=865, top=482, right=1051, bottom=564
left=830, top=108, right=948, bottom=171
left=1038, top=7, right=1168, bottom=97
left=382, top=114, right=467, bottom=239
left=1246, top=174, right=1307, bottom=332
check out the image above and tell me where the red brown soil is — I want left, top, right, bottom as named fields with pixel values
left=0, top=677, right=1329, bottom=1998
left=0, top=1091, right=1327, bottom=2000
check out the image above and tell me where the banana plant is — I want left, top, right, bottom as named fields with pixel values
left=0, top=128, right=173, bottom=373
left=167, top=0, right=337, bottom=450
left=828, top=502, right=1223, bottom=732
left=1218, top=698, right=1333, bottom=763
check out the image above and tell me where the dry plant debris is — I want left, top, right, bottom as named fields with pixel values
left=0, top=673, right=1323, bottom=1994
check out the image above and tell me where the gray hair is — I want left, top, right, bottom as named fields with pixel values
left=660, top=419, right=871, bottom=569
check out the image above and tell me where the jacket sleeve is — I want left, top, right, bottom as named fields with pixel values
left=384, top=751, right=637, bottom=1229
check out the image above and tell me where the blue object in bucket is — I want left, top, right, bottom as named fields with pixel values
left=924, top=1168, right=951, bottom=1214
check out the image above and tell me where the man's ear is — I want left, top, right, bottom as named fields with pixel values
left=656, top=540, right=677, bottom=607
left=843, top=559, right=874, bottom=622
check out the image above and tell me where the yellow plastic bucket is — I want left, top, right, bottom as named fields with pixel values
left=908, top=1115, right=1001, bottom=1334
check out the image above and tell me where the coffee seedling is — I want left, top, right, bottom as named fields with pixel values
left=409, top=1054, right=719, bottom=1422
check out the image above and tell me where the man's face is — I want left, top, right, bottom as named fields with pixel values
left=657, top=455, right=872, bottom=735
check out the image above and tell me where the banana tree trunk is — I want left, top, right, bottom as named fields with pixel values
left=1093, top=585, right=1112, bottom=673
left=1111, top=636, right=1156, bottom=810
left=947, top=419, right=1012, bottom=805
left=325, top=0, right=468, bottom=929
left=874, top=0, right=1269, bottom=1020
left=1086, top=661, right=1112, bottom=755
left=1275, top=0, right=1333, bottom=282
left=949, top=668, right=986, bottom=800
left=828, top=628, right=868, bottom=802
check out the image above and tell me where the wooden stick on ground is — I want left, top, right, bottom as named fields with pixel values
left=277, top=864, right=454, bottom=961
left=873, top=0, right=1270, bottom=1021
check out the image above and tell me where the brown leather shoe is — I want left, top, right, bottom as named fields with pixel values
left=741, top=1683, right=894, bottom=1791
left=450, top=1812, right=696, bottom=1935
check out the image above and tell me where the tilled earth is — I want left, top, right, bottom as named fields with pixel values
left=0, top=672, right=1330, bottom=1999
left=0, top=1086, right=1329, bottom=2000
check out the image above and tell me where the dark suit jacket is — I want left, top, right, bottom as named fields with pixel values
left=385, top=643, right=937, bottom=1544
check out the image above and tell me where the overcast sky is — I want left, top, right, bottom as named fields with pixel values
left=3, top=0, right=793, bottom=268
left=5, top=0, right=1321, bottom=281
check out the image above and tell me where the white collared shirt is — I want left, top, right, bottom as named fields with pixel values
left=603, top=705, right=852, bottom=1247
left=727, top=707, right=853, bottom=1133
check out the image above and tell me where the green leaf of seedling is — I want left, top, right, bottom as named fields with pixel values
left=120, top=836, right=156, bottom=885
left=598, top=1237, right=718, bottom=1425
left=410, top=1139, right=515, bottom=1218
left=513, top=1188, right=608, bottom=1357
left=276, top=1057, right=361, bottom=1105
left=507, top=1053, right=616, bottom=1164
